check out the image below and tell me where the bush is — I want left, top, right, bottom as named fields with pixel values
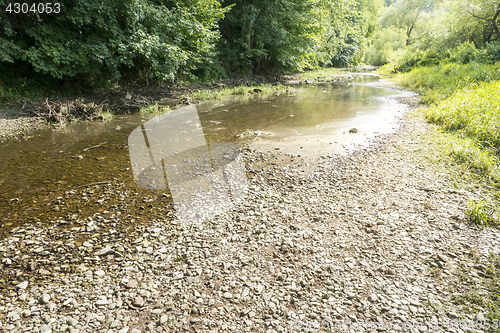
left=448, top=42, right=480, bottom=64
left=481, top=41, right=500, bottom=63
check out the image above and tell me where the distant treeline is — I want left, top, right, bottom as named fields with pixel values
left=0, top=0, right=381, bottom=90
left=366, top=0, right=500, bottom=70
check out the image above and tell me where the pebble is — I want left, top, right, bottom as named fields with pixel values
left=17, top=281, right=29, bottom=289
left=94, top=269, right=105, bottom=277
left=67, top=318, right=78, bottom=326
left=39, top=293, right=51, bottom=304
left=126, top=280, right=138, bottom=289
left=132, top=296, right=145, bottom=308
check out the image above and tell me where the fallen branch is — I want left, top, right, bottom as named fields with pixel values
left=83, top=142, right=107, bottom=152
left=75, top=181, right=112, bottom=189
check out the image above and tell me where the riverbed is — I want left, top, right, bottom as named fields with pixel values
left=0, top=74, right=413, bottom=232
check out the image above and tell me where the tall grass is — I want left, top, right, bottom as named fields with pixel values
left=395, top=62, right=500, bottom=104
left=425, top=80, right=500, bottom=154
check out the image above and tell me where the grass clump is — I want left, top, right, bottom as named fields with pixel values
left=189, top=84, right=290, bottom=101
left=466, top=198, right=498, bottom=227
left=139, top=103, right=171, bottom=114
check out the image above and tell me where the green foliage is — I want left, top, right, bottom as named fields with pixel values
left=0, top=0, right=384, bottom=97
left=365, top=28, right=406, bottom=65
left=397, top=62, right=500, bottom=185
left=218, top=0, right=382, bottom=74
left=0, top=0, right=230, bottom=89
left=405, top=70, right=500, bottom=184
left=380, top=0, right=434, bottom=45
left=449, top=139, right=499, bottom=178
left=218, top=0, right=323, bottom=73
left=425, top=80, right=500, bottom=151
left=370, top=0, right=500, bottom=71
left=448, top=42, right=481, bottom=64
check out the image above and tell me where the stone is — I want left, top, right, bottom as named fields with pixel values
left=67, top=318, right=78, bottom=326
left=132, top=296, right=145, bottom=308
left=94, top=270, right=105, bottom=277
left=39, top=293, right=51, bottom=304
left=126, top=280, right=138, bottom=289
left=40, top=324, right=52, bottom=333
left=17, top=281, right=29, bottom=289
left=388, top=308, right=398, bottom=315
left=96, top=297, right=109, bottom=306
left=46, top=302, right=56, bottom=311
left=95, top=246, right=114, bottom=256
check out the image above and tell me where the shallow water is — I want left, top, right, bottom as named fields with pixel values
left=0, top=74, right=413, bottom=229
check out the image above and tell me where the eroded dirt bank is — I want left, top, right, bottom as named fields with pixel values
left=0, top=111, right=498, bottom=332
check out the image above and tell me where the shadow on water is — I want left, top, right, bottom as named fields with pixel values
left=0, top=74, right=413, bottom=232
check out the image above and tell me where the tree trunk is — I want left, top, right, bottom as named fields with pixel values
left=491, top=3, right=500, bottom=41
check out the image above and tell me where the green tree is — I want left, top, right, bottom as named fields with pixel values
left=380, top=0, right=435, bottom=45
left=218, top=0, right=324, bottom=74
left=0, top=0, right=229, bottom=87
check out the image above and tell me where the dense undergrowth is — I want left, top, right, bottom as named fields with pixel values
left=401, top=68, right=500, bottom=190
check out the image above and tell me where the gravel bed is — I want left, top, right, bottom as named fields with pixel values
left=0, top=116, right=46, bottom=142
left=1, top=114, right=499, bottom=333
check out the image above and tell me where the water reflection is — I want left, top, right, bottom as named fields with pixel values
left=128, top=105, right=248, bottom=226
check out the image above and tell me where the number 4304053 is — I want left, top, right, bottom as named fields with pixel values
left=5, top=3, right=61, bottom=14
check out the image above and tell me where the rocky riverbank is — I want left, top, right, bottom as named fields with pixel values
left=1, top=110, right=499, bottom=333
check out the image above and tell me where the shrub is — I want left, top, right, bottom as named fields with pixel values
left=448, top=42, right=480, bottom=64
